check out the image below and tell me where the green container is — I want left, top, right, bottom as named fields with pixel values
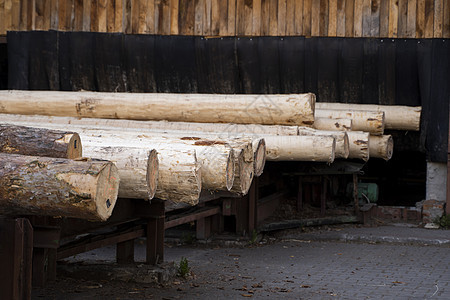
left=347, top=182, right=379, bottom=204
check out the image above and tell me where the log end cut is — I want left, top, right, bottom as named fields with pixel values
left=65, top=133, right=83, bottom=159
left=253, top=138, right=266, bottom=177
left=226, top=149, right=236, bottom=191
left=146, top=149, right=159, bottom=199
left=58, top=161, right=120, bottom=221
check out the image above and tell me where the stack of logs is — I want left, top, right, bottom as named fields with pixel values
left=0, top=91, right=421, bottom=220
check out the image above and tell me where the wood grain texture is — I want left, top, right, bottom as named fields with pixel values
left=354, top=0, right=363, bottom=37
left=74, top=0, right=84, bottom=31
left=179, top=0, right=194, bottom=35
left=98, top=0, right=107, bottom=32
left=369, top=0, right=380, bottom=37
left=228, top=0, right=236, bottom=35
left=424, top=0, right=434, bottom=37
left=278, top=0, right=287, bottom=35
left=252, top=0, right=261, bottom=35
left=303, top=0, right=312, bottom=36
left=269, top=0, right=277, bottom=35
left=218, top=0, right=228, bottom=34
left=211, top=0, right=220, bottom=35
left=328, top=0, right=337, bottom=36
left=319, top=0, right=329, bottom=36
left=444, top=0, right=450, bottom=37
left=344, top=0, right=354, bottom=36
left=379, top=0, right=389, bottom=36
left=203, top=0, right=212, bottom=35
left=114, top=0, right=123, bottom=32
left=362, top=0, right=371, bottom=36
left=170, top=0, right=179, bottom=34
left=336, top=0, right=345, bottom=36
left=388, top=0, right=398, bottom=37
left=90, top=0, right=98, bottom=32
left=294, top=0, right=303, bottom=35
left=106, top=0, right=115, bottom=32
left=398, top=0, right=407, bottom=37
left=406, top=0, right=417, bottom=37
left=35, top=0, right=44, bottom=30
left=434, top=0, right=443, bottom=37
left=244, top=0, right=252, bottom=35
left=195, top=0, right=204, bottom=35
left=18, top=0, right=27, bottom=30
left=261, top=0, right=270, bottom=34
left=311, top=0, right=320, bottom=36
left=0, top=0, right=5, bottom=35
left=416, top=0, right=425, bottom=38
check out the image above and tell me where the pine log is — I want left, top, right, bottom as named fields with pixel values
left=80, top=138, right=202, bottom=205
left=316, top=102, right=421, bottom=131
left=82, top=145, right=159, bottom=200
left=315, top=109, right=385, bottom=135
left=346, top=131, right=370, bottom=161
left=0, top=124, right=82, bottom=158
left=263, top=135, right=336, bottom=163
left=0, top=114, right=268, bottom=177
left=0, top=91, right=316, bottom=126
left=313, top=117, right=353, bottom=131
left=0, top=114, right=300, bottom=135
left=0, top=153, right=119, bottom=221
left=297, top=127, right=349, bottom=159
left=369, top=135, right=394, bottom=160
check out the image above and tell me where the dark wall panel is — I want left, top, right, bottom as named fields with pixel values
left=6, top=32, right=450, bottom=162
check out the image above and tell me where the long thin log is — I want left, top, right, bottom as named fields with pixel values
left=369, top=135, right=394, bottom=161
left=346, top=131, right=370, bottom=161
left=0, top=153, right=119, bottom=221
left=0, top=91, right=316, bottom=126
left=0, top=124, right=82, bottom=158
left=0, top=114, right=300, bottom=135
left=313, top=117, right=352, bottom=131
left=263, top=135, right=336, bottom=163
left=316, top=102, right=421, bottom=131
left=315, top=109, right=385, bottom=135
left=297, top=127, right=349, bottom=159
left=82, top=145, right=159, bottom=200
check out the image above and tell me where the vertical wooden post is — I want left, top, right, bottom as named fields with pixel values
left=248, top=177, right=258, bottom=233
left=297, top=176, right=303, bottom=211
left=0, top=218, right=33, bottom=300
left=146, top=199, right=165, bottom=265
left=353, top=173, right=360, bottom=212
left=117, top=240, right=135, bottom=264
left=196, top=216, right=212, bottom=240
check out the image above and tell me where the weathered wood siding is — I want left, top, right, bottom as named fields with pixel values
left=0, top=0, right=449, bottom=37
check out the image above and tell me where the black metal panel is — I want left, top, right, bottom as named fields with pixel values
left=303, top=38, right=319, bottom=97
left=377, top=39, right=396, bottom=105
left=395, top=39, right=420, bottom=106
left=362, top=38, right=379, bottom=104
left=0, top=43, right=7, bottom=89
left=94, top=33, right=125, bottom=92
left=236, top=37, right=261, bottom=93
left=257, top=37, right=280, bottom=94
left=58, top=32, right=97, bottom=91
left=317, top=38, right=340, bottom=102
left=339, top=38, right=364, bottom=103
left=278, top=36, right=305, bottom=94
left=124, top=34, right=157, bottom=93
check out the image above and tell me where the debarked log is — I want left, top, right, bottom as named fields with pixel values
left=0, top=153, right=119, bottom=221
left=315, top=109, right=384, bottom=135
left=369, top=135, right=394, bottom=161
left=81, top=145, right=159, bottom=200
left=297, top=127, right=349, bottom=159
left=315, top=102, right=421, bottom=131
left=346, top=131, right=370, bottom=161
left=263, top=135, right=336, bottom=163
left=0, top=91, right=316, bottom=126
left=313, top=117, right=352, bottom=131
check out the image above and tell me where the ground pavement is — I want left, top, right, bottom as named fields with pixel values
left=32, top=225, right=450, bottom=299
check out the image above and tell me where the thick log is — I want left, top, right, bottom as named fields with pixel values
left=0, top=153, right=119, bottom=221
left=369, top=135, right=394, bottom=161
left=297, top=127, right=350, bottom=159
left=0, top=124, right=82, bottom=158
left=82, top=145, right=159, bottom=200
left=0, top=115, right=268, bottom=178
left=263, top=135, right=336, bottom=163
left=81, top=138, right=202, bottom=205
left=316, top=102, right=421, bottom=131
left=315, top=109, right=385, bottom=135
left=313, top=117, right=353, bottom=131
left=346, top=131, right=370, bottom=161
left=0, top=91, right=316, bottom=126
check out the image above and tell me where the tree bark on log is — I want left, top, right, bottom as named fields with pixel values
left=315, top=102, right=421, bottom=131
left=81, top=145, right=159, bottom=200
left=0, top=153, right=119, bottom=221
left=346, top=131, right=370, bottom=161
left=263, top=136, right=336, bottom=163
left=369, top=135, right=394, bottom=160
left=297, top=127, right=350, bottom=159
left=315, top=109, right=385, bottom=135
left=0, top=124, right=82, bottom=159
left=313, top=118, right=353, bottom=131
left=0, top=91, right=316, bottom=126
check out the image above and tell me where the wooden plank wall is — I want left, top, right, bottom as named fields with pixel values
left=0, top=0, right=449, bottom=38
